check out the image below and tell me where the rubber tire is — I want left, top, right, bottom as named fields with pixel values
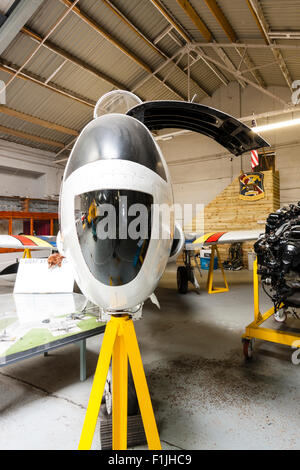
left=243, top=339, right=253, bottom=360
left=177, top=266, right=189, bottom=294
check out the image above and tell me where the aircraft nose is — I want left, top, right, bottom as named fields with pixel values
left=65, top=114, right=167, bottom=182
left=75, top=189, right=153, bottom=286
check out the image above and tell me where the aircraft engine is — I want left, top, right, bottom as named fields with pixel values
left=254, top=202, right=300, bottom=312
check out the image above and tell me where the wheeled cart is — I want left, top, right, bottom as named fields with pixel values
left=242, top=257, right=300, bottom=359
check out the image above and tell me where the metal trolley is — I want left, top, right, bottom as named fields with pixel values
left=242, top=257, right=300, bottom=359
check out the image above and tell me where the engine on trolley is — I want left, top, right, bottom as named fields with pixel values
left=254, top=202, right=300, bottom=317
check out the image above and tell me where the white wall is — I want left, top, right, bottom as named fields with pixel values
left=0, top=139, right=64, bottom=199
left=158, top=82, right=300, bottom=212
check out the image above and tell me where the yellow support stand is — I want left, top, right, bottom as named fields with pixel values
left=78, top=315, right=161, bottom=451
left=242, top=257, right=300, bottom=350
left=22, top=248, right=32, bottom=258
left=206, top=245, right=229, bottom=294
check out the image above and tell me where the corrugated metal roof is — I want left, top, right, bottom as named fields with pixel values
left=0, top=112, right=70, bottom=144
left=211, top=0, right=266, bottom=41
left=99, top=0, right=169, bottom=45
left=261, top=0, right=300, bottom=31
left=159, top=0, right=212, bottom=43
left=0, top=0, right=298, bottom=156
left=244, top=46, right=290, bottom=87
left=0, top=68, right=93, bottom=129
left=189, top=58, right=228, bottom=96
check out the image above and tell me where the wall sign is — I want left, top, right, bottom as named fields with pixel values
left=239, top=172, right=265, bottom=201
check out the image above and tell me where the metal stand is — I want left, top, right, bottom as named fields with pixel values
left=241, top=257, right=300, bottom=358
left=78, top=314, right=161, bottom=450
left=22, top=248, right=32, bottom=258
left=79, top=339, right=86, bottom=382
left=206, top=245, right=229, bottom=294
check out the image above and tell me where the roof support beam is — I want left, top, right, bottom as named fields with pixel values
left=55, top=136, right=78, bottom=162
left=203, top=0, right=236, bottom=42
left=99, top=0, right=210, bottom=98
left=188, top=42, right=300, bottom=51
left=3, top=0, right=81, bottom=93
left=0, top=0, right=44, bottom=55
left=58, top=0, right=152, bottom=74
left=269, top=31, right=300, bottom=40
left=149, top=0, right=229, bottom=86
left=0, top=104, right=79, bottom=136
left=21, top=26, right=126, bottom=90
left=239, top=60, right=280, bottom=76
left=175, top=0, right=246, bottom=87
left=189, top=46, right=288, bottom=106
left=153, top=25, right=173, bottom=44
left=0, top=61, right=95, bottom=108
left=0, top=124, right=65, bottom=148
left=99, top=0, right=166, bottom=60
left=203, top=0, right=265, bottom=88
left=185, top=48, right=228, bottom=86
left=247, top=0, right=293, bottom=91
left=58, top=0, right=187, bottom=100
left=150, top=0, right=190, bottom=42
left=131, top=48, right=186, bottom=93
left=176, top=0, right=212, bottom=41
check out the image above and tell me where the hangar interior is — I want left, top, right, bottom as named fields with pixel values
left=0, top=0, right=300, bottom=450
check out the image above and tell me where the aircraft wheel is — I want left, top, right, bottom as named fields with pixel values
left=177, top=266, right=189, bottom=294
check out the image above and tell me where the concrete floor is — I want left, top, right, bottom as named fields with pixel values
left=1, top=265, right=300, bottom=450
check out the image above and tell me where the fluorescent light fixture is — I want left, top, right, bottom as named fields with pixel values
left=253, top=117, right=300, bottom=133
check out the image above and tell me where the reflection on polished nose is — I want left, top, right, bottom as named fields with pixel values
left=76, top=189, right=153, bottom=286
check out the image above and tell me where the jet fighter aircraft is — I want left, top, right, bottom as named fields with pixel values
left=0, top=91, right=268, bottom=309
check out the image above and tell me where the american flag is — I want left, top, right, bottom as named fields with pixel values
left=251, top=149, right=259, bottom=170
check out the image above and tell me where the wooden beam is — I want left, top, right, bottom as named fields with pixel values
left=99, top=0, right=166, bottom=60
left=176, top=0, right=212, bottom=41
left=0, top=125, right=66, bottom=148
left=149, top=0, right=191, bottom=43
left=173, top=0, right=245, bottom=87
left=246, top=0, right=268, bottom=44
left=21, top=26, right=126, bottom=90
left=203, top=0, right=236, bottom=42
left=0, top=61, right=95, bottom=108
left=100, top=0, right=210, bottom=97
left=58, top=0, right=152, bottom=74
left=0, top=105, right=79, bottom=136
left=57, top=0, right=188, bottom=100
left=203, top=0, right=264, bottom=87
left=149, top=0, right=228, bottom=87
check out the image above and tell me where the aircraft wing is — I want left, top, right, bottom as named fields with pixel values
left=0, top=235, right=57, bottom=250
left=185, top=230, right=263, bottom=250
